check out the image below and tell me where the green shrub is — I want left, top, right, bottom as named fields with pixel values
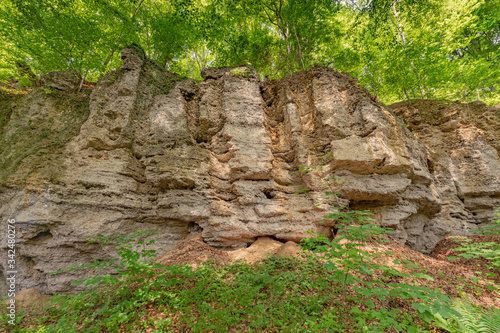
left=53, top=230, right=160, bottom=287
left=475, top=208, right=500, bottom=236
left=301, top=207, right=459, bottom=333
left=230, top=67, right=252, bottom=78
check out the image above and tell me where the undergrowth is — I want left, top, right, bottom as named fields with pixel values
left=429, top=298, right=500, bottom=333
left=4, top=218, right=499, bottom=332
left=448, top=208, right=500, bottom=271
left=0, top=248, right=441, bottom=332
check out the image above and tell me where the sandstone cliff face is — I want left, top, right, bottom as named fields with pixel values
left=1, top=47, right=500, bottom=295
left=392, top=100, right=500, bottom=249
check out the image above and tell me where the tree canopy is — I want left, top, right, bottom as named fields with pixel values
left=0, top=0, right=499, bottom=104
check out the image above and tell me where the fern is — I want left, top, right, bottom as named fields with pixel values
left=431, top=299, right=500, bottom=333
left=449, top=208, right=500, bottom=270
left=479, top=309, right=500, bottom=333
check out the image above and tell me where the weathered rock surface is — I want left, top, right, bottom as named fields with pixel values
left=392, top=100, right=500, bottom=251
left=1, top=46, right=500, bottom=295
left=40, top=70, right=80, bottom=92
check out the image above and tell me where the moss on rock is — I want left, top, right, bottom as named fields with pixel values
left=0, top=88, right=91, bottom=187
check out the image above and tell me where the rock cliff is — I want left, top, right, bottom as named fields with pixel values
left=1, top=46, right=500, bottom=295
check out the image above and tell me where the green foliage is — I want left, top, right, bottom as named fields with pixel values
left=448, top=238, right=500, bottom=270
left=3, top=242, right=438, bottom=333
left=447, top=208, right=500, bottom=271
left=301, top=208, right=458, bottom=332
left=3, top=216, right=496, bottom=332
left=32, top=229, right=190, bottom=333
left=294, top=154, right=486, bottom=332
left=347, top=0, right=500, bottom=104
left=474, top=208, right=500, bottom=236
left=0, top=0, right=196, bottom=81
left=230, top=67, right=253, bottom=78
left=53, top=230, right=161, bottom=287
left=422, top=298, right=500, bottom=333
left=0, top=0, right=497, bottom=104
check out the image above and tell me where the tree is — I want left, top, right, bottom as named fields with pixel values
left=0, top=0, right=498, bottom=104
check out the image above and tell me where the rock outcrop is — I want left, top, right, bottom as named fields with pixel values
left=392, top=100, right=500, bottom=251
left=1, top=46, right=500, bottom=295
left=39, top=70, right=80, bottom=92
